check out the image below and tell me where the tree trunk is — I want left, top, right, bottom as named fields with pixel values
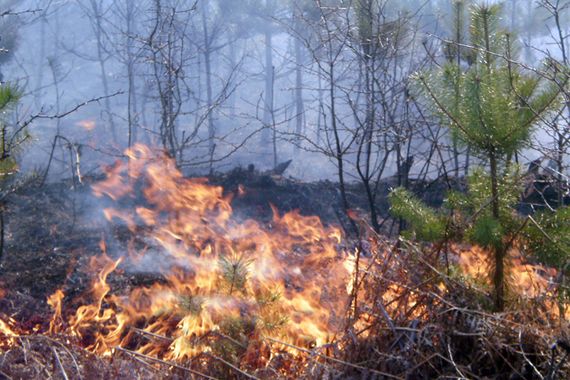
left=201, top=2, right=216, bottom=174
left=294, top=31, right=304, bottom=151
left=34, top=14, right=47, bottom=108
left=261, top=26, right=274, bottom=153
left=0, top=203, right=4, bottom=262
left=126, top=0, right=138, bottom=149
left=228, top=34, right=237, bottom=119
left=90, top=0, right=117, bottom=141
left=489, top=152, right=505, bottom=311
left=328, top=63, right=351, bottom=225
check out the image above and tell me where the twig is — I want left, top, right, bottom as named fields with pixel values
left=518, top=329, right=544, bottom=380
left=39, top=91, right=125, bottom=121
left=447, top=343, right=467, bottom=379
left=21, top=335, right=82, bottom=380
left=12, top=91, right=125, bottom=149
left=546, top=340, right=570, bottom=380
left=131, top=327, right=247, bottom=350
left=18, top=337, right=28, bottom=365
left=432, top=352, right=480, bottom=379
left=528, top=215, right=570, bottom=259
left=205, top=353, right=260, bottom=380
left=130, top=327, right=173, bottom=342
left=212, top=332, right=248, bottom=349
left=426, top=33, right=556, bottom=79
left=115, top=347, right=218, bottom=380
left=51, top=347, right=69, bottom=380
left=130, top=328, right=254, bottom=378
left=127, top=353, right=161, bottom=373
left=452, top=330, right=484, bottom=337
left=505, top=217, right=531, bottom=252
left=265, top=337, right=403, bottom=379
left=376, top=299, right=397, bottom=335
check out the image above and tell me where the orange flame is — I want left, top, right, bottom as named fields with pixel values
left=0, top=317, right=19, bottom=350
left=0, top=319, right=17, bottom=337
left=76, top=120, right=96, bottom=131
left=36, top=145, right=566, bottom=367
left=48, top=144, right=352, bottom=360
left=455, top=244, right=558, bottom=298
left=47, top=289, right=65, bottom=335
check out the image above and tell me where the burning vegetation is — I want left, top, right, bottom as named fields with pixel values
left=0, top=145, right=568, bottom=379
left=0, top=0, right=569, bottom=378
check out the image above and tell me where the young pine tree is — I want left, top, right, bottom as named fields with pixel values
left=410, top=3, right=560, bottom=310
left=0, top=4, right=27, bottom=261
left=0, top=84, right=23, bottom=261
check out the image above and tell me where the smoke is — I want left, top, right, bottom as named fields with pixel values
left=0, top=0, right=567, bottom=184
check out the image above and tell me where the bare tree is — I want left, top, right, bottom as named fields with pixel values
left=348, top=0, right=425, bottom=232
left=537, top=0, right=570, bottom=207
left=281, top=1, right=357, bottom=223
left=73, top=0, right=119, bottom=140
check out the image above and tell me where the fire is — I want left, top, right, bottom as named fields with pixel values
left=0, top=319, right=17, bottom=337
left=455, top=244, right=564, bottom=310
left=76, top=119, right=96, bottom=131
left=1, top=144, right=565, bottom=375
left=0, top=317, right=19, bottom=350
left=47, top=289, right=64, bottom=334
left=47, top=144, right=352, bottom=361
left=0, top=288, right=20, bottom=349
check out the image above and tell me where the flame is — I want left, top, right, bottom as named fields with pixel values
left=455, top=244, right=558, bottom=298
left=76, top=119, right=96, bottom=131
left=47, top=144, right=351, bottom=360
left=1, top=144, right=564, bottom=371
left=47, top=289, right=64, bottom=335
left=0, top=317, right=19, bottom=350
left=453, top=244, right=569, bottom=319
left=0, top=319, right=17, bottom=337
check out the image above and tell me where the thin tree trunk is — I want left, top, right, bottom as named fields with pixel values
left=89, top=0, right=117, bottom=141
left=228, top=34, right=237, bottom=119
left=294, top=31, right=304, bottom=151
left=317, top=68, right=323, bottom=145
left=126, top=0, right=138, bottom=149
left=270, top=66, right=278, bottom=167
left=35, top=14, right=47, bottom=108
left=0, top=204, right=4, bottom=262
left=261, top=2, right=274, bottom=153
left=489, top=151, right=505, bottom=311
left=201, top=2, right=215, bottom=174
left=329, top=63, right=350, bottom=217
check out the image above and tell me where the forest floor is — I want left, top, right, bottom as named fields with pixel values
left=0, top=171, right=377, bottom=379
left=0, top=170, right=567, bottom=379
left=0, top=167, right=457, bottom=300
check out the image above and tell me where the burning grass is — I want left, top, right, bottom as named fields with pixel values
left=0, top=144, right=569, bottom=379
